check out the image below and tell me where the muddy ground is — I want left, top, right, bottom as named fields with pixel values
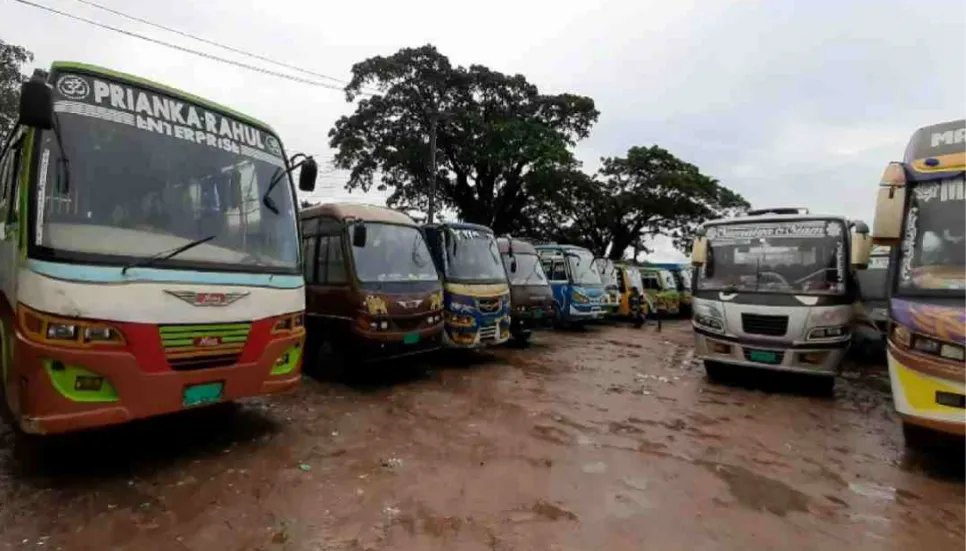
left=0, top=322, right=962, bottom=550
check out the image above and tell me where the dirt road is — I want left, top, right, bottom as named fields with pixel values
left=0, top=322, right=962, bottom=550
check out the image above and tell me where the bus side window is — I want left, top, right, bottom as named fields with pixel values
left=302, top=236, right=318, bottom=283
left=316, top=237, right=329, bottom=284
left=326, top=235, right=347, bottom=284
left=0, top=139, right=23, bottom=225
left=550, top=260, right=567, bottom=281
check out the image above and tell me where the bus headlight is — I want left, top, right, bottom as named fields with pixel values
left=694, top=314, right=724, bottom=332
left=572, top=293, right=590, bottom=304
left=940, top=343, right=966, bottom=361
left=891, top=324, right=911, bottom=347
left=47, top=323, right=78, bottom=341
left=807, top=326, right=849, bottom=340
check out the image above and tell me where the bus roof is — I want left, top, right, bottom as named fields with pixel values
left=534, top=243, right=593, bottom=254
left=423, top=221, right=494, bottom=234
left=299, top=203, right=416, bottom=226
left=497, top=237, right=538, bottom=255
left=701, top=212, right=850, bottom=228
left=50, top=61, right=277, bottom=134
left=902, top=119, right=966, bottom=179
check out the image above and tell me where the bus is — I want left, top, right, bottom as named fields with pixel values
left=0, top=63, right=316, bottom=434
left=639, top=266, right=681, bottom=315
left=647, top=262, right=693, bottom=315
left=498, top=236, right=555, bottom=344
left=300, top=203, right=443, bottom=377
left=591, top=258, right=621, bottom=317
left=870, top=119, right=965, bottom=447
left=535, top=244, right=607, bottom=325
left=422, top=222, right=511, bottom=348
left=690, top=208, right=871, bottom=392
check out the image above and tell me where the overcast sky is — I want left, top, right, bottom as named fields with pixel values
left=3, top=0, right=964, bottom=261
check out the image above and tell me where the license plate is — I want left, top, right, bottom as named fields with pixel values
left=749, top=350, right=780, bottom=364
left=936, top=391, right=966, bottom=409
left=403, top=332, right=420, bottom=345
left=533, top=310, right=543, bottom=319
left=183, top=382, right=223, bottom=408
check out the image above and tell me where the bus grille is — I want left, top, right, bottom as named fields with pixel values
left=741, top=313, right=788, bottom=337
left=477, top=297, right=502, bottom=314
left=159, top=322, right=251, bottom=370
left=478, top=324, right=499, bottom=342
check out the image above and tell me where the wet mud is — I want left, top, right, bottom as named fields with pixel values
left=0, top=322, right=962, bottom=550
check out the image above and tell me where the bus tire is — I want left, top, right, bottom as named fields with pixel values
left=811, top=375, right=836, bottom=396
left=315, top=337, right=348, bottom=382
left=512, top=330, right=532, bottom=347
left=902, top=422, right=934, bottom=450
left=703, top=360, right=726, bottom=382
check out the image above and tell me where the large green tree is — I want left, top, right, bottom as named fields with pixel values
left=527, top=146, right=749, bottom=259
left=328, top=45, right=598, bottom=233
left=0, top=40, right=33, bottom=139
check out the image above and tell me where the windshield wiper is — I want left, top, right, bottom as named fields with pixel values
left=51, top=112, right=71, bottom=193
left=262, top=167, right=284, bottom=215
left=121, top=235, right=216, bottom=274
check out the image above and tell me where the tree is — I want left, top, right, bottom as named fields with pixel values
left=328, top=45, right=598, bottom=233
left=0, top=40, right=33, bottom=139
left=527, top=146, right=749, bottom=259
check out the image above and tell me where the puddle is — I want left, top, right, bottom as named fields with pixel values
left=581, top=462, right=608, bottom=474
left=701, top=461, right=810, bottom=517
left=848, top=482, right=896, bottom=502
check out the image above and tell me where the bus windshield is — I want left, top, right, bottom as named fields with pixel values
left=593, top=259, right=618, bottom=288
left=352, top=223, right=439, bottom=283
left=37, top=74, right=298, bottom=273
left=897, top=176, right=966, bottom=292
left=503, top=253, right=548, bottom=286
left=698, top=219, right=848, bottom=295
left=445, top=228, right=506, bottom=282
left=627, top=267, right=643, bottom=291
left=567, top=250, right=603, bottom=285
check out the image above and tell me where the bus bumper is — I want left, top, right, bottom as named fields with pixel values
left=887, top=344, right=966, bottom=437
left=11, top=330, right=304, bottom=435
left=693, top=329, right=847, bottom=376
left=442, top=316, right=511, bottom=349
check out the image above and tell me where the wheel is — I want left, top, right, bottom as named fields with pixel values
left=811, top=375, right=836, bottom=396
left=314, top=337, right=348, bottom=381
left=902, top=421, right=934, bottom=450
left=511, top=330, right=532, bottom=347
left=703, top=360, right=726, bottom=381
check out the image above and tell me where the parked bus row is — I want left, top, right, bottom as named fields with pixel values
left=1, top=64, right=960, bottom=457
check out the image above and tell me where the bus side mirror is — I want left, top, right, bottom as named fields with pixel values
left=298, top=157, right=318, bottom=192
left=352, top=223, right=367, bottom=248
left=19, top=78, right=54, bottom=130
left=872, top=162, right=906, bottom=246
left=691, top=235, right=708, bottom=266
left=851, top=221, right=872, bottom=270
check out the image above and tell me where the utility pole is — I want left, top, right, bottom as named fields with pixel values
left=427, top=113, right=438, bottom=224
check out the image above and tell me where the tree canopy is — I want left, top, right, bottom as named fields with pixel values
left=328, top=45, right=598, bottom=233
left=524, top=146, right=750, bottom=260
left=330, top=44, right=749, bottom=259
left=0, top=40, right=33, bottom=139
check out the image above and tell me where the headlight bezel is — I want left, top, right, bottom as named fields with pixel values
left=806, top=325, right=850, bottom=341
left=891, top=322, right=965, bottom=362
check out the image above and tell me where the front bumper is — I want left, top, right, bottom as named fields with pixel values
left=693, top=328, right=847, bottom=376
left=12, top=329, right=304, bottom=435
left=888, top=344, right=966, bottom=436
left=442, top=316, right=511, bottom=349
left=348, top=325, right=444, bottom=363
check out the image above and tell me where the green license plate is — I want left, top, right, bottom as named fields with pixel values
left=403, top=333, right=420, bottom=345
left=749, top=350, right=780, bottom=364
left=533, top=310, right=543, bottom=319
left=183, top=382, right=224, bottom=408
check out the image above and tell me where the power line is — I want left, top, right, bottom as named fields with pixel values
left=12, top=0, right=367, bottom=94
left=71, top=0, right=366, bottom=91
